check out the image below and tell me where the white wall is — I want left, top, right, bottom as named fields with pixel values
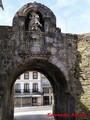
left=15, top=71, right=43, bottom=93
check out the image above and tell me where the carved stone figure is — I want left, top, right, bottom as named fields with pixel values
left=29, top=12, right=42, bottom=31
left=0, top=0, right=4, bottom=10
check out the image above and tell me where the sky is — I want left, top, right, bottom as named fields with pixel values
left=0, top=0, right=90, bottom=34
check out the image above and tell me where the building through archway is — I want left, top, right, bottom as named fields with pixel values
left=14, top=71, right=53, bottom=107
left=3, top=59, right=75, bottom=120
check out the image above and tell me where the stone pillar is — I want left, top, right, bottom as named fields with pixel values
left=44, top=16, right=51, bottom=32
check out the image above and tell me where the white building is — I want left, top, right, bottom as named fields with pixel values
left=14, top=71, right=53, bottom=107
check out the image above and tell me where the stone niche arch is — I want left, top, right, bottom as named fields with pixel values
left=25, top=10, right=44, bottom=31
left=3, top=59, right=73, bottom=120
left=13, top=2, right=57, bottom=33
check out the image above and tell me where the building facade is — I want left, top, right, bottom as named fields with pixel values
left=14, top=71, right=53, bottom=107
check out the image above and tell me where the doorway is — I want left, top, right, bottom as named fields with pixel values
left=3, top=59, right=75, bottom=120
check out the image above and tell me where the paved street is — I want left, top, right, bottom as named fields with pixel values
left=14, top=106, right=54, bottom=120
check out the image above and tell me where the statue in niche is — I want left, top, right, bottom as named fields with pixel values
left=29, top=12, right=42, bottom=31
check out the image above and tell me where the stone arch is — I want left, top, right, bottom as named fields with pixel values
left=2, top=59, right=73, bottom=120
left=13, top=2, right=56, bottom=33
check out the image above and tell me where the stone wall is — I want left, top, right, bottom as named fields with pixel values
left=63, top=33, right=90, bottom=119
left=77, top=35, right=90, bottom=119
left=0, top=26, right=90, bottom=120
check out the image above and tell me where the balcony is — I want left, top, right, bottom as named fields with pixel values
left=32, top=89, right=42, bottom=94
left=23, top=89, right=30, bottom=93
left=14, top=89, right=42, bottom=94
left=14, top=89, right=21, bottom=93
left=32, top=89, right=39, bottom=92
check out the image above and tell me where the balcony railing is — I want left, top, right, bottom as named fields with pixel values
left=23, top=89, right=30, bottom=93
left=32, top=89, right=39, bottom=92
left=14, top=89, right=41, bottom=94
left=15, top=89, right=21, bottom=93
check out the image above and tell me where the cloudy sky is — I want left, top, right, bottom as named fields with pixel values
left=0, top=0, right=90, bottom=34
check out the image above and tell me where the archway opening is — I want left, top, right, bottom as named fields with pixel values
left=14, top=71, right=54, bottom=120
left=3, top=59, right=72, bottom=120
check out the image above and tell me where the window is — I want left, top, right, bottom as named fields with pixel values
left=33, top=72, right=38, bottom=79
left=24, top=83, right=29, bottom=92
left=15, top=84, right=21, bottom=93
left=33, top=83, right=38, bottom=92
left=24, top=72, right=29, bottom=79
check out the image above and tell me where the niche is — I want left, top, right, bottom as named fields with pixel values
left=25, top=10, right=44, bottom=32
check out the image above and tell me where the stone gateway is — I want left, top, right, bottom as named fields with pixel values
left=0, top=2, right=90, bottom=120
